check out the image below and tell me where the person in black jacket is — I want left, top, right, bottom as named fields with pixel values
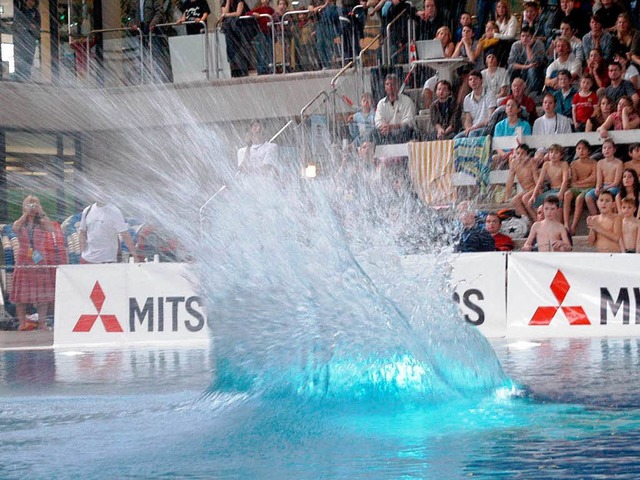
left=455, top=202, right=496, bottom=252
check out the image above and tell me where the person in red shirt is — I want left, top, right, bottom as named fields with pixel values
left=248, top=0, right=276, bottom=74
left=572, top=74, right=599, bottom=131
left=485, top=212, right=515, bottom=251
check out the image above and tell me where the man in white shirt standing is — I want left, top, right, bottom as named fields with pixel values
left=237, top=120, right=279, bottom=175
left=371, top=73, right=416, bottom=145
left=79, top=202, right=138, bottom=264
left=456, top=70, right=497, bottom=138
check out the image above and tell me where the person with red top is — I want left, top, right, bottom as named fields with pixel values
left=484, top=212, right=514, bottom=251
left=10, top=195, right=67, bottom=331
left=572, top=74, right=599, bottom=131
left=249, top=0, right=276, bottom=74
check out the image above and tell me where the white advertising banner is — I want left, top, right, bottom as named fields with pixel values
left=402, top=253, right=507, bottom=338
left=54, top=263, right=208, bottom=347
left=508, top=253, right=640, bottom=337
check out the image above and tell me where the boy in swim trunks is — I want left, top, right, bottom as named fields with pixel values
left=524, top=143, right=569, bottom=222
left=587, top=190, right=622, bottom=253
left=522, top=195, right=572, bottom=252
left=564, top=139, right=597, bottom=235
left=619, top=196, right=639, bottom=253
left=585, top=138, right=623, bottom=215
left=503, top=143, right=539, bottom=221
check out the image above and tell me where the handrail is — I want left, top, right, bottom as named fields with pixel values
left=270, top=119, right=293, bottom=143
left=151, top=21, right=209, bottom=80
left=300, top=90, right=330, bottom=118
left=86, top=27, right=143, bottom=84
left=357, top=33, right=382, bottom=99
left=384, top=5, right=411, bottom=64
left=280, top=10, right=311, bottom=74
left=330, top=60, right=354, bottom=88
left=199, top=185, right=227, bottom=236
left=236, top=13, right=276, bottom=75
left=350, top=4, right=366, bottom=65
left=339, top=16, right=351, bottom=68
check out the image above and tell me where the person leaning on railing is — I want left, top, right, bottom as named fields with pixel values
left=10, top=195, right=67, bottom=331
left=177, top=0, right=210, bottom=35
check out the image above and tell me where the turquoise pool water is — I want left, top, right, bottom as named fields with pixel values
left=2, top=338, right=640, bottom=479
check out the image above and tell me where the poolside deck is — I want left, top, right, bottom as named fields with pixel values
left=0, top=331, right=54, bottom=350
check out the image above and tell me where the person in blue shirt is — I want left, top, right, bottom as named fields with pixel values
left=492, top=98, right=532, bottom=168
left=348, top=92, right=376, bottom=146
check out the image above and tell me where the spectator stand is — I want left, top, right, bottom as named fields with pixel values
left=375, top=130, right=640, bottom=205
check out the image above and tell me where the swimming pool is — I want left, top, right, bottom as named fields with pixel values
left=2, top=338, right=640, bottom=479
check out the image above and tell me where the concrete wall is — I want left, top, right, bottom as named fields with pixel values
left=0, top=69, right=363, bottom=132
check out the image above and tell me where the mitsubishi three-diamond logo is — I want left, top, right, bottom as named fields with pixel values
left=529, top=270, right=591, bottom=326
left=72, top=281, right=124, bottom=332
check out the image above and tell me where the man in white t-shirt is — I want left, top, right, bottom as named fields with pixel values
left=237, top=120, right=280, bottom=175
left=78, top=202, right=138, bottom=264
left=532, top=93, right=572, bottom=164
left=456, top=69, right=497, bottom=138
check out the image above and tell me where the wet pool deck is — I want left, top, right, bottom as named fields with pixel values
left=0, top=331, right=54, bottom=350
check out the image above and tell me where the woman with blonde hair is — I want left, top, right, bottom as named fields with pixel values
left=10, top=195, right=67, bottom=330
left=494, top=0, right=519, bottom=40
left=612, top=13, right=636, bottom=57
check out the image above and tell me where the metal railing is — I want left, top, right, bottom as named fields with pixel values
left=383, top=6, right=413, bottom=65
left=86, top=27, right=144, bottom=84
left=280, top=9, right=309, bottom=74
left=151, top=21, right=209, bottom=81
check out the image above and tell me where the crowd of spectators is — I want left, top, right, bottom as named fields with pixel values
left=340, top=0, right=640, bottom=145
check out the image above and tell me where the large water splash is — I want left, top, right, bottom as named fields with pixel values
left=12, top=80, right=510, bottom=402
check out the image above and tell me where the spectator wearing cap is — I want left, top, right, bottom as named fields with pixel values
left=484, top=212, right=514, bottom=251
left=508, top=25, right=547, bottom=95
left=582, top=14, right=614, bottom=62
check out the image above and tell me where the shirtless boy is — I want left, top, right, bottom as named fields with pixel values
left=587, top=190, right=622, bottom=252
left=564, top=139, right=597, bottom=234
left=503, top=143, right=538, bottom=220
left=522, top=195, right=573, bottom=252
left=624, top=143, right=640, bottom=178
left=585, top=138, right=623, bottom=215
left=619, top=197, right=639, bottom=252
left=524, top=144, right=570, bottom=221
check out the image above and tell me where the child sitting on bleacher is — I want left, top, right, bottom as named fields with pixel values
left=522, top=195, right=573, bottom=252
left=585, top=138, right=623, bottom=215
left=572, top=74, right=598, bottom=132
left=624, top=143, right=640, bottom=178
left=619, top=197, right=639, bottom=253
left=524, top=144, right=570, bottom=222
left=587, top=190, right=622, bottom=253
left=564, top=139, right=597, bottom=235
left=615, top=168, right=640, bottom=214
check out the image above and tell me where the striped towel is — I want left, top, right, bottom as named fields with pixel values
left=453, top=136, right=492, bottom=195
left=408, top=140, right=455, bottom=205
